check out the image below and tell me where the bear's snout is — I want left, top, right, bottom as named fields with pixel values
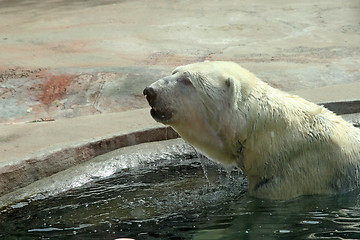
left=143, top=87, right=157, bottom=107
left=143, top=85, right=174, bottom=123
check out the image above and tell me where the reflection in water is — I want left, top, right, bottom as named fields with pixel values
left=0, top=150, right=359, bottom=239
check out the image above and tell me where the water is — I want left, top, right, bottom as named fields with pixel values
left=0, top=141, right=360, bottom=239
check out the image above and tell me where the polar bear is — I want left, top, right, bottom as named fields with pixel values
left=143, top=61, right=360, bottom=200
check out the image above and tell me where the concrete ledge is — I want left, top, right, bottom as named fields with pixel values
left=0, top=127, right=178, bottom=196
left=291, top=81, right=360, bottom=118
left=321, top=101, right=360, bottom=115
left=290, top=81, right=360, bottom=104
left=0, top=109, right=178, bottom=196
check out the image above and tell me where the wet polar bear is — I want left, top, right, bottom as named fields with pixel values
left=143, top=61, right=360, bottom=200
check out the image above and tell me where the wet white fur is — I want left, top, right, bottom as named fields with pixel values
left=149, top=61, right=360, bottom=200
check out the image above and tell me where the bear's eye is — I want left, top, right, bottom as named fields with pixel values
left=180, top=77, right=192, bottom=86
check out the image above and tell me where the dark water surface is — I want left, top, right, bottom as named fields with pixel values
left=1, top=153, right=359, bottom=240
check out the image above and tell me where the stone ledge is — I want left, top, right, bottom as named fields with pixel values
left=0, top=109, right=180, bottom=196
left=0, top=126, right=178, bottom=196
left=321, top=101, right=360, bottom=115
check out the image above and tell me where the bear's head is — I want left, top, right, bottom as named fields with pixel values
left=143, top=61, right=260, bottom=166
left=144, top=61, right=255, bottom=124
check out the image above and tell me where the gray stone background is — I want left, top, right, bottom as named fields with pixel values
left=0, top=0, right=359, bottom=123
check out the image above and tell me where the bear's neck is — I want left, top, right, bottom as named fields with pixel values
left=172, top=120, right=238, bottom=166
left=173, top=102, right=242, bottom=166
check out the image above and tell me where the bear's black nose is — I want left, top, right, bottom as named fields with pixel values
left=143, top=87, right=157, bottom=106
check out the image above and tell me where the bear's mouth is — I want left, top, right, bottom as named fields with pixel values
left=143, top=86, right=173, bottom=123
left=150, top=107, right=173, bottom=123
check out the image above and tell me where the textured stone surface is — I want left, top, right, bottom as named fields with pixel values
left=0, top=0, right=359, bottom=122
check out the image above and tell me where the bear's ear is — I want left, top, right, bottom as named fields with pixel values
left=225, top=78, right=231, bottom=88
left=226, top=77, right=242, bottom=107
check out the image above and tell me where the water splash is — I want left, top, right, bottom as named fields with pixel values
left=199, top=154, right=211, bottom=183
left=0, top=139, right=196, bottom=209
